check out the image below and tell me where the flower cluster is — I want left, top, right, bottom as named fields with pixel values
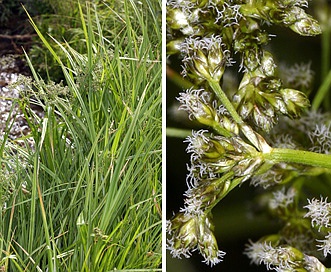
left=167, top=0, right=319, bottom=134
left=244, top=239, right=327, bottom=272
left=304, top=197, right=331, bottom=257
left=243, top=196, right=331, bottom=271
left=166, top=212, right=226, bottom=266
left=278, top=62, right=315, bottom=91
left=185, top=130, right=263, bottom=182
left=308, top=123, right=331, bottom=154
left=233, top=59, right=310, bottom=132
left=167, top=0, right=328, bottom=268
left=166, top=127, right=272, bottom=263
left=180, top=36, right=233, bottom=83
left=268, top=187, right=296, bottom=210
left=267, top=111, right=331, bottom=156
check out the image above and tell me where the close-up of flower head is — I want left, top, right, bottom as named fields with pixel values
left=166, top=0, right=331, bottom=271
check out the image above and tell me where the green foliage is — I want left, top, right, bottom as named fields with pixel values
left=28, top=0, right=162, bottom=83
left=0, top=0, right=161, bottom=271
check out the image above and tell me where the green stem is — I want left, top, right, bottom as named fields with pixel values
left=321, top=29, right=331, bottom=81
left=167, top=125, right=232, bottom=139
left=212, top=121, right=233, bottom=137
left=312, top=68, right=331, bottom=110
left=208, top=79, right=271, bottom=151
left=208, top=80, right=244, bottom=125
left=166, top=127, right=192, bottom=138
left=205, top=172, right=243, bottom=213
left=265, top=148, right=331, bottom=169
left=166, top=65, right=194, bottom=90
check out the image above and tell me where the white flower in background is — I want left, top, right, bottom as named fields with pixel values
left=304, top=197, right=331, bottom=231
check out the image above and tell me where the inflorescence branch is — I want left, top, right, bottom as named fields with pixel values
left=167, top=0, right=331, bottom=269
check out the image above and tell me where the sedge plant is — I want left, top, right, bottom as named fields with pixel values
left=0, top=0, right=161, bottom=271
left=166, top=0, right=331, bottom=270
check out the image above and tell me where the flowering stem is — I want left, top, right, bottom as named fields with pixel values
left=215, top=176, right=243, bottom=203
left=265, top=148, right=331, bottom=169
left=205, top=171, right=242, bottom=213
left=208, top=79, right=271, bottom=151
left=209, top=79, right=244, bottom=126
left=208, top=79, right=331, bottom=169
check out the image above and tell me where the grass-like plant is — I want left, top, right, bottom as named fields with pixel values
left=0, top=0, right=161, bottom=271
